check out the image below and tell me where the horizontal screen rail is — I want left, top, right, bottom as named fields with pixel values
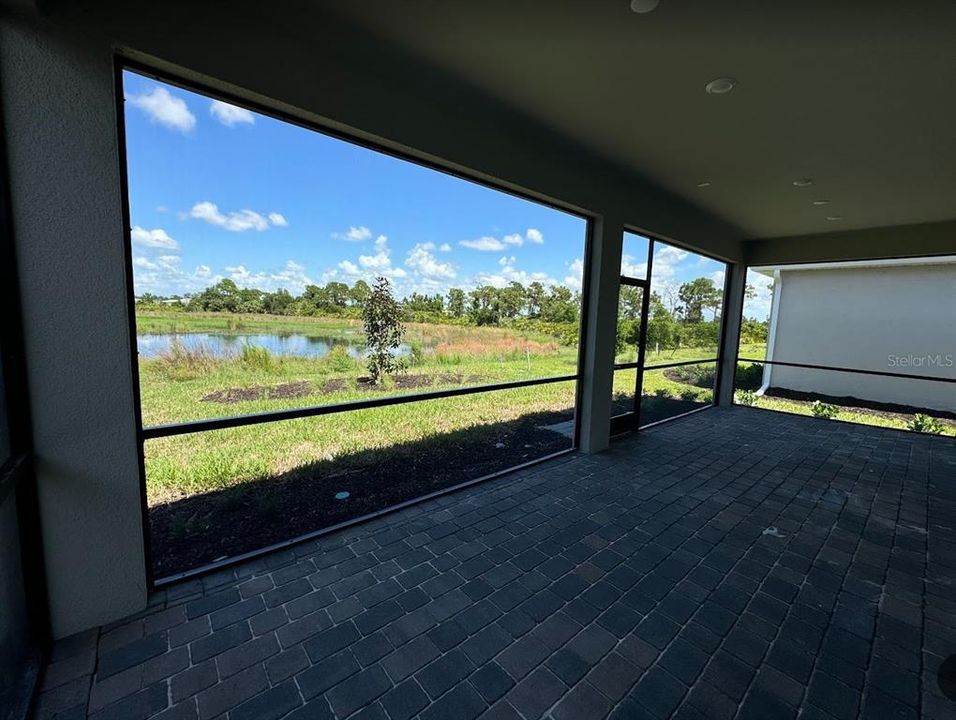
left=738, top=358, right=956, bottom=385
left=614, top=358, right=719, bottom=371
left=141, top=374, right=580, bottom=439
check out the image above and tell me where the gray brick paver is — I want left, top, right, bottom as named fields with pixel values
left=31, top=409, right=955, bottom=720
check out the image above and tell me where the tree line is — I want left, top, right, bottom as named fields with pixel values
left=137, top=275, right=767, bottom=349
left=136, top=278, right=583, bottom=326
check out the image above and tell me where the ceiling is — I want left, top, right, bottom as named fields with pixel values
left=333, top=1, right=956, bottom=240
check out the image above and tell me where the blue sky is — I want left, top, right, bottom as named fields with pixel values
left=123, top=70, right=730, bottom=308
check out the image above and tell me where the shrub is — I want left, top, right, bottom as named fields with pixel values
left=408, top=343, right=427, bottom=367
left=735, top=390, right=758, bottom=406
left=653, top=388, right=671, bottom=398
left=324, top=345, right=356, bottom=373
left=155, top=338, right=219, bottom=380
left=679, top=389, right=698, bottom=401
left=908, top=413, right=945, bottom=434
left=363, top=277, right=406, bottom=384
left=735, top=362, right=764, bottom=391
left=811, top=401, right=839, bottom=420
left=669, top=364, right=716, bottom=388
left=240, top=344, right=277, bottom=371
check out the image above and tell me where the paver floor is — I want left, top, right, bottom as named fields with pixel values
left=31, top=407, right=956, bottom=719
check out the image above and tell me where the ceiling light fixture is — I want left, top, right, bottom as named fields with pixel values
left=705, top=78, right=736, bottom=95
left=630, top=0, right=660, bottom=13
left=812, top=200, right=830, bottom=206
left=697, top=182, right=711, bottom=188
left=826, top=215, right=844, bottom=221
left=792, top=178, right=813, bottom=187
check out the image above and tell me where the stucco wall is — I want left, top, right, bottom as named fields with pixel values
left=767, top=264, right=956, bottom=413
left=0, top=21, right=148, bottom=637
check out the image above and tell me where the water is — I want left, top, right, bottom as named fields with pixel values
left=137, top=332, right=410, bottom=359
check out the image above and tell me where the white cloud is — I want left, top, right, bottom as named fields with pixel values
left=621, top=256, right=648, bottom=278
left=744, top=271, right=775, bottom=321
left=460, top=236, right=506, bottom=251
left=473, top=256, right=556, bottom=289
left=189, top=201, right=279, bottom=232
left=127, top=87, right=196, bottom=133
left=338, top=260, right=361, bottom=276
left=405, top=243, right=456, bottom=280
left=209, top=100, right=255, bottom=127
left=268, top=212, right=288, bottom=227
left=131, top=226, right=179, bottom=250
left=336, top=234, right=407, bottom=283
left=438, top=243, right=452, bottom=252
left=461, top=228, right=542, bottom=252
left=131, top=254, right=222, bottom=296
left=564, top=258, right=585, bottom=291
left=225, top=260, right=313, bottom=293
left=332, top=226, right=373, bottom=242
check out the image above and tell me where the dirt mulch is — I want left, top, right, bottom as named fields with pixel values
left=319, top=378, right=348, bottom=394
left=202, top=381, right=314, bottom=404
left=764, top=387, right=956, bottom=425
left=148, top=410, right=573, bottom=578
left=203, top=374, right=487, bottom=403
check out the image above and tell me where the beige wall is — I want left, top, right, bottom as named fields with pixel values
left=766, top=263, right=956, bottom=413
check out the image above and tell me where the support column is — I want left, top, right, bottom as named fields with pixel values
left=716, top=261, right=747, bottom=406
left=577, top=214, right=623, bottom=453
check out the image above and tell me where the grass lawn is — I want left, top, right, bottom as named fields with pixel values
left=139, top=312, right=581, bottom=504
left=739, top=394, right=956, bottom=437
left=138, top=311, right=950, bottom=505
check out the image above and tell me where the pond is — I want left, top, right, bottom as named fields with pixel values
left=136, top=332, right=410, bottom=359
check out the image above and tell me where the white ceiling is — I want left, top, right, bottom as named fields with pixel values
left=333, top=1, right=956, bottom=239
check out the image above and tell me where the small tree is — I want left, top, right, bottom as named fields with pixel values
left=362, top=276, right=405, bottom=384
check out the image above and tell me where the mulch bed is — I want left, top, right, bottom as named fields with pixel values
left=765, top=387, right=956, bottom=423
left=202, top=381, right=313, bottom=404
left=148, top=410, right=572, bottom=578
left=202, top=374, right=486, bottom=403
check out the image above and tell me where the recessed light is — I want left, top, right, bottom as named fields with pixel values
left=705, top=78, right=736, bottom=95
left=630, top=0, right=660, bottom=12
left=812, top=199, right=830, bottom=206
left=792, top=178, right=813, bottom=187
left=826, top=215, right=844, bottom=221
left=697, top=182, right=711, bottom=188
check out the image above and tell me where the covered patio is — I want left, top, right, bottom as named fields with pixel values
left=32, top=408, right=956, bottom=719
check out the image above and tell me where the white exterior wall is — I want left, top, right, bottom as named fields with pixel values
left=766, top=263, right=956, bottom=413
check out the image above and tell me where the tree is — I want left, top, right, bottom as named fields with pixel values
left=362, top=276, right=405, bottom=384
left=498, top=282, right=526, bottom=319
left=446, top=288, right=466, bottom=317
left=677, top=277, right=721, bottom=323
left=540, top=285, right=577, bottom=323
left=348, top=280, right=371, bottom=307
left=525, top=281, right=545, bottom=318
left=324, top=281, right=350, bottom=308
left=468, top=285, right=501, bottom=325
left=263, top=289, right=293, bottom=315
left=187, top=279, right=242, bottom=312
left=645, top=292, right=680, bottom=354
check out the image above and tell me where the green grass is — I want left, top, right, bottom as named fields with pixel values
left=138, top=312, right=580, bottom=503
left=137, top=310, right=951, bottom=505
left=740, top=394, right=956, bottom=438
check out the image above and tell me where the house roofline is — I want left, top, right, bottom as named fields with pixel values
left=752, top=255, right=956, bottom=277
